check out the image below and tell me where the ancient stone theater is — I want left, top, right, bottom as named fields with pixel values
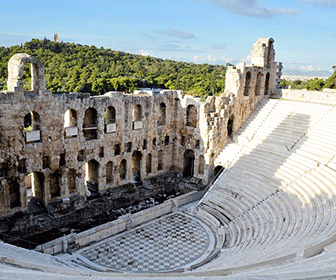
left=1, top=38, right=336, bottom=279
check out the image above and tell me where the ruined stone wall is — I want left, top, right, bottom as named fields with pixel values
left=0, top=37, right=279, bottom=218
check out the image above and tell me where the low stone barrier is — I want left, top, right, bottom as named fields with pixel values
left=35, top=190, right=202, bottom=255
left=273, top=89, right=336, bottom=105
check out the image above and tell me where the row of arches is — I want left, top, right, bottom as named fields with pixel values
left=24, top=103, right=169, bottom=143
left=244, top=71, right=270, bottom=97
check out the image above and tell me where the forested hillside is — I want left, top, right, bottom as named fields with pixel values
left=281, top=69, right=336, bottom=91
left=0, top=39, right=227, bottom=97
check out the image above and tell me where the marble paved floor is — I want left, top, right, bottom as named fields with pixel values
left=77, top=212, right=215, bottom=273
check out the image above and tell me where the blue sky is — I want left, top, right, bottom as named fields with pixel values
left=1, top=0, right=335, bottom=75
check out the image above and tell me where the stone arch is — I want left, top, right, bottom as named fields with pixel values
left=119, top=159, right=127, bottom=180
left=64, top=109, right=78, bottom=138
left=157, top=102, right=166, bottom=126
left=186, top=105, right=197, bottom=128
left=7, top=53, right=46, bottom=94
left=227, top=115, right=234, bottom=137
left=157, top=150, right=164, bottom=171
left=183, top=149, right=195, bottom=178
left=67, top=169, right=77, bottom=194
left=146, top=153, right=152, bottom=174
left=83, top=107, right=98, bottom=140
left=265, top=72, right=270, bottom=95
left=131, top=151, right=142, bottom=182
left=84, top=159, right=99, bottom=196
left=198, top=155, right=205, bottom=175
left=8, top=180, right=21, bottom=209
left=244, top=71, right=251, bottom=96
left=133, top=104, right=142, bottom=121
left=106, top=161, right=113, bottom=184
left=50, top=170, right=61, bottom=199
left=255, top=72, right=263, bottom=96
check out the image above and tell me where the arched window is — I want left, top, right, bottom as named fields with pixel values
left=146, top=153, right=152, bottom=174
left=157, top=102, right=166, bottom=126
left=265, top=72, right=270, bottom=95
left=104, top=106, right=116, bottom=133
left=64, top=109, right=78, bottom=138
left=134, top=104, right=142, bottom=121
left=106, top=161, right=113, bottom=184
left=131, top=151, right=142, bottom=182
left=24, top=111, right=41, bottom=143
left=255, top=72, right=263, bottom=96
left=186, top=105, right=197, bottom=128
left=50, top=170, right=61, bottom=199
left=198, top=155, right=205, bottom=175
left=84, top=160, right=99, bottom=197
left=83, top=107, right=98, bottom=140
left=133, top=104, right=143, bottom=130
left=68, top=169, right=77, bottom=194
left=157, top=150, right=163, bottom=171
left=120, top=159, right=127, bottom=180
left=227, top=115, right=234, bottom=137
left=244, top=71, right=251, bottom=96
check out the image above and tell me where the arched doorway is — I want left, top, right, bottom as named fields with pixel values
left=227, top=115, right=234, bottom=137
left=183, top=149, right=195, bottom=178
left=84, top=160, right=99, bottom=197
left=131, top=151, right=142, bottom=182
left=214, top=165, right=224, bottom=178
left=265, top=72, right=270, bottom=95
left=8, top=180, right=21, bottom=209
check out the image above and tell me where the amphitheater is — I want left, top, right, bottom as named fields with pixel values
left=1, top=38, right=336, bottom=279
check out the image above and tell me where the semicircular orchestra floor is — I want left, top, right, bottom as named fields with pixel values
left=77, top=212, right=216, bottom=273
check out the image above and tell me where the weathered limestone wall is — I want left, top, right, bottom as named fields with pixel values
left=0, top=37, right=280, bottom=223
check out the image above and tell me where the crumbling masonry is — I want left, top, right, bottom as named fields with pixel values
left=0, top=38, right=280, bottom=237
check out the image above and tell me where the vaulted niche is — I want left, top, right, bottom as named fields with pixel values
left=83, top=107, right=98, bottom=140
left=119, top=159, right=127, bottom=180
left=50, top=170, right=61, bottom=199
left=183, top=149, right=195, bottom=178
left=227, top=115, right=234, bottom=137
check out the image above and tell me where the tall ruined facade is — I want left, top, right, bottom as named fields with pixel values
left=0, top=38, right=279, bottom=228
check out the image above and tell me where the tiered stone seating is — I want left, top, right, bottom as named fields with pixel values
left=197, top=98, right=336, bottom=273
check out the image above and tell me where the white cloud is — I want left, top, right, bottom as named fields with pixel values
left=139, top=49, right=151, bottom=56
left=201, top=0, right=298, bottom=18
left=192, top=54, right=235, bottom=64
left=300, top=0, right=336, bottom=7
left=156, top=29, right=196, bottom=39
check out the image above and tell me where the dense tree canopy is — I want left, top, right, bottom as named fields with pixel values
left=0, top=38, right=226, bottom=98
